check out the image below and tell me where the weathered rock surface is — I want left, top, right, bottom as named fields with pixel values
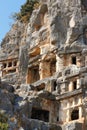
left=0, top=0, right=87, bottom=130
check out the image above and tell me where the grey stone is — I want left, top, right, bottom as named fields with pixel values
left=63, top=122, right=83, bottom=130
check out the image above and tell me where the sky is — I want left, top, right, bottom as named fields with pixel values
left=0, top=0, right=26, bottom=43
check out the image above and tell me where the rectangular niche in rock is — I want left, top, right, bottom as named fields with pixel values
left=71, top=56, right=76, bottom=65
left=8, top=69, right=16, bottom=73
left=31, top=107, right=49, bottom=122
left=50, top=58, right=56, bottom=76
left=27, top=65, right=40, bottom=84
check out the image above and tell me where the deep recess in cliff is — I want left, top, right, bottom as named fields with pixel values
left=0, top=0, right=87, bottom=130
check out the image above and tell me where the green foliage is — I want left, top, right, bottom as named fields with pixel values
left=0, top=122, right=8, bottom=130
left=0, top=113, right=9, bottom=130
left=12, top=0, right=40, bottom=23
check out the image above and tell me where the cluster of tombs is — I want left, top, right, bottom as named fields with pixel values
left=25, top=45, right=84, bottom=124
left=0, top=58, right=18, bottom=77
left=0, top=44, right=85, bottom=126
left=0, top=2, right=87, bottom=128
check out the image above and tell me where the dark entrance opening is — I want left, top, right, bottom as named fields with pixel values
left=3, top=63, right=7, bottom=68
left=53, top=81, right=57, bottom=91
left=32, top=66, right=40, bottom=82
left=31, top=108, right=49, bottom=122
left=71, top=109, right=79, bottom=120
left=13, top=61, right=17, bottom=66
left=72, top=56, right=76, bottom=65
left=36, top=83, right=45, bottom=91
left=8, top=69, right=16, bottom=73
left=8, top=62, right=12, bottom=67
left=73, top=81, right=77, bottom=90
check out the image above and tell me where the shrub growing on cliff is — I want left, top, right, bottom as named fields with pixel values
left=12, top=0, right=40, bottom=23
left=0, top=112, right=8, bottom=130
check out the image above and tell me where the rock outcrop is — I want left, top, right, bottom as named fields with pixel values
left=0, top=0, right=87, bottom=130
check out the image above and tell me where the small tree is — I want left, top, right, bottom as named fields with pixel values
left=12, top=0, right=40, bottom=23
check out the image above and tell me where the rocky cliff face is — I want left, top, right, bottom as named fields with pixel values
left=0, top=0, right=87, bottom=130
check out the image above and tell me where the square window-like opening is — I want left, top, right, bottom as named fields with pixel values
left=72, top=56, right=76, bottom=65
left=3, top=63, right=7, bottom=68
left=71, top=109, right=79, bottom=120
left=13, top=61, right=17, bottom=66
left=8, top=62, right=12, bottom=67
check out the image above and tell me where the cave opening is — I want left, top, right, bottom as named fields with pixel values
left=31, top=108, right=49, bottom=122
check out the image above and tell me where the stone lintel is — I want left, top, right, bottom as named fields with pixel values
left=56, top=88, right=82, bottom=101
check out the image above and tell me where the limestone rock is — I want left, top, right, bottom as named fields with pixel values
left=0, top=0, right=87, bottom=130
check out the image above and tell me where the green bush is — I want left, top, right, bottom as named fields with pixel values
left=0, top=113, right=9, bottom=130
left=0, top=122, right=8, bottom=130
